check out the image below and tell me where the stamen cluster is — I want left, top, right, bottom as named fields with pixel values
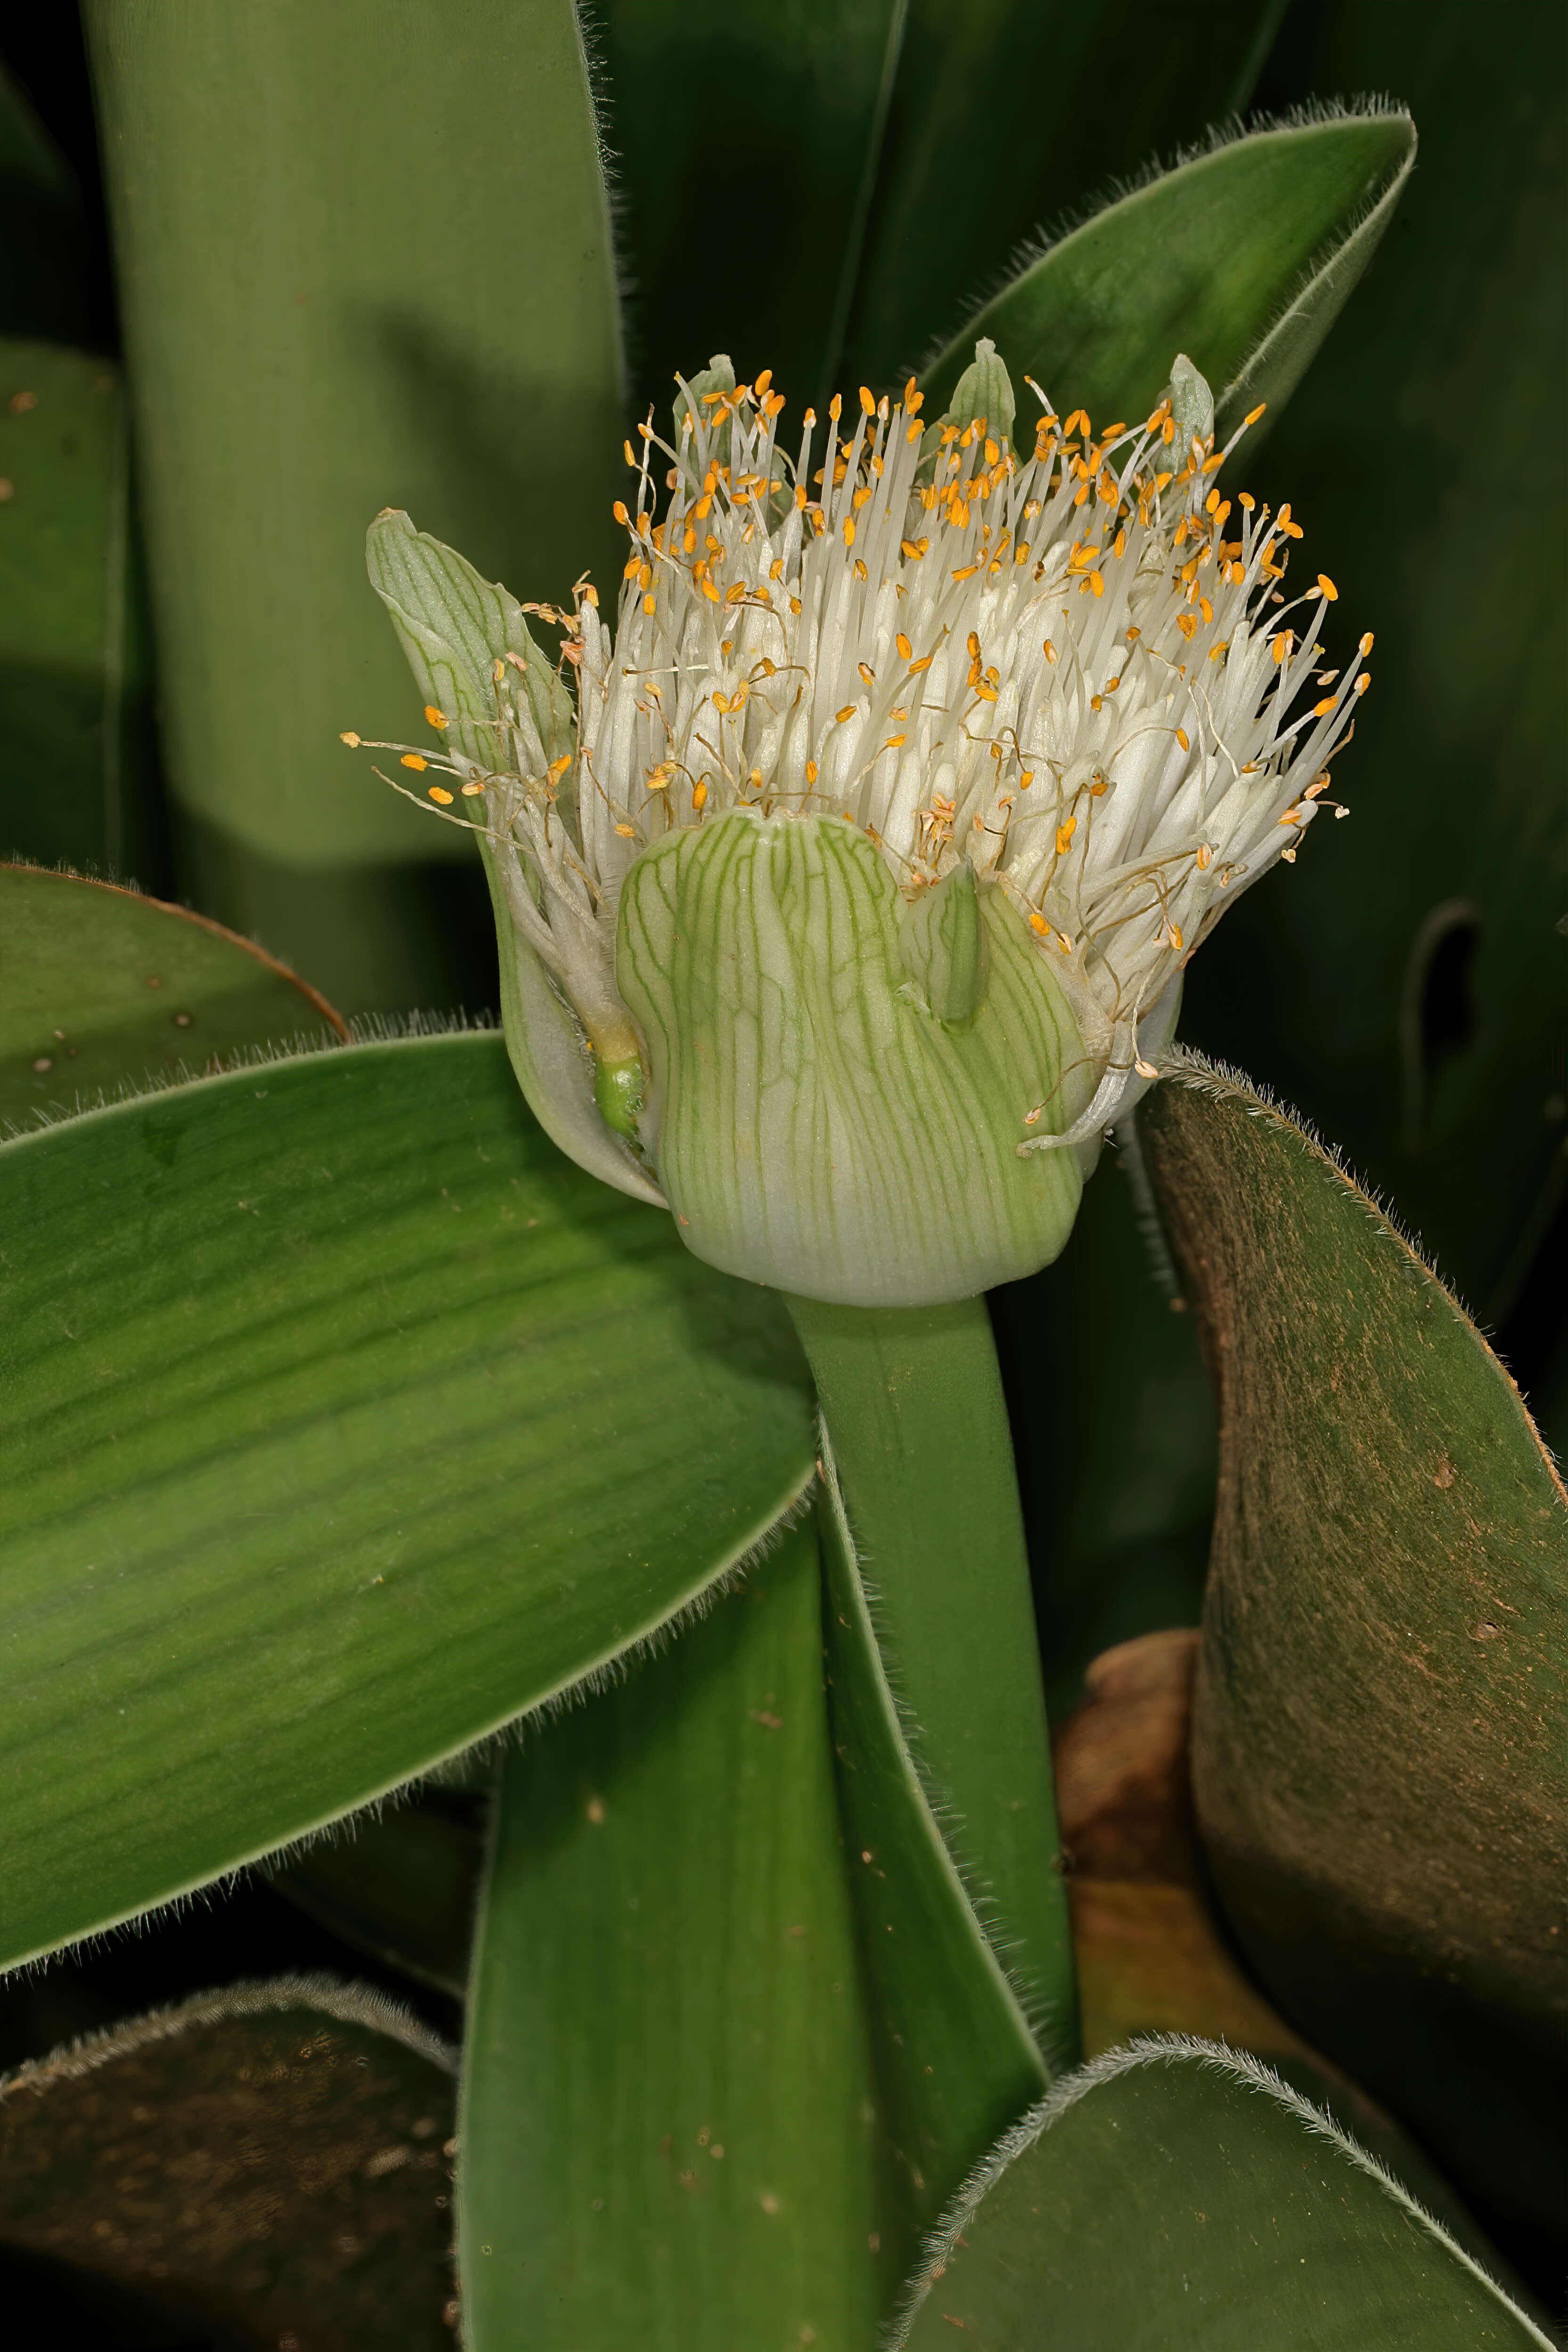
left=354, top=355, right=1368, bottom=1091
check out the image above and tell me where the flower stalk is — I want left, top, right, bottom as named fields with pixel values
left=790, top=1291, right=1076, bottom=2061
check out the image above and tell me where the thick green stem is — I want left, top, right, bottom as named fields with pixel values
left=785, top=1292, right=1078, bottom=2060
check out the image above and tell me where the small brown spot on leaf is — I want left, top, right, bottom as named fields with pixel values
left=1434, top=1454, right=1456, bottom=1489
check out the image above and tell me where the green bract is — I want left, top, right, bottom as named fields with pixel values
left=617, top=808, right=1093, bottom=1303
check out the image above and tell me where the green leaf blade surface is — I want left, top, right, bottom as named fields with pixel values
left=0, top=861, right=346, bottom=1131
left=0, top=1032, right=813, bottom=1969
left=460, top=1519, right=883, bottom=2347
left=895, top=2040, right=1551, bottom=2349
left=921, top=111, right=1415, bottom=439
left=841, top=0, right=1290, bottom=389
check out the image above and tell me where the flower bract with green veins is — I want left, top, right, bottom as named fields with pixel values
left=358, top=344, right=1368, bottom=1307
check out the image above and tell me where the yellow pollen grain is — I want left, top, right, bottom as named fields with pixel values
left=1316, top=573, right=1339, bottom=600
left=1043, top=639, right=1056, bottom=662
left=1176, top=728, right=1190, bottom=751
left=1244, top=402, right=1267, bottom=427
left=895, top=632, right=913, bottom=660
left=1360, top=631, right=1375, bottom=656
left=836, top=706, right=856, bottom=724
left=1170, top=923, right=1184, bottom=949
left=460, top=780, right=484, bottom=797
left=339, top=730, right=361, bottom=747
left=424, top=705, right=448, bottom=729
left=614, top=821, right=636, bottom=838
left=806, top=759, right=819, bottom=784
left=547, top=754, right=572, bottom=782
left=1313, top=696, right=1337, bottom=716
left=428, top=784, right=453, bottom=805
left=1055, top=818, right=1077, bottom=855
left=400, top=753, right=428, bottom=771
left=691, top=781, right=708, bottom=811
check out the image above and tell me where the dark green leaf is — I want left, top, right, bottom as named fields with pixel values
left=460, top=1519, right=884, bottom=2347
left=601, top=0, right=905, bottom=411
left=0, top=861, right=346, bottom=1133
left=842, top=0, right=1291, bottom=387
left=1180, top=1, right=1567, bottom=1328
left=894, top=2040, right=1550, bottom=2349
left=0, top=1031, right=813, bottom=1969
left=82, top=0, right=625, bottom=1004
left=0, top=339, right=152, bottom=878
left=921, top=110, right=1415, bottom=440
left=1140, top=1056, right=1568, bottom=2249
left=0, top=1979, right=457, bottom=2351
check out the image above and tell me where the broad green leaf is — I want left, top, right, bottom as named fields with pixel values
left=894, top=2040, right=1551, bottom=2350
left=0, top=1979, right=457, bottom=2349
left=0, top=339, right=153, bottom=879
left=921, top=110, right=1415, bottom=440
left=0, top=861, right=346, bottom=1133
left=1180, top=2, right=1566, bottom=1329
left=0, top=1030, right=814, bottom=1970
left=82, top=0, right=624, bottom=1001
left=817, top=1451, right=1048, bottom=2287
left=600, top=0, right=906, bottom=409
left=841, top=1, right=1290, bottom=388
left=459, top=1519, right=883, bottom=2347
left=268, top=1787, right=484, bottom=2000
left=1140, top=1057, right=1568, bottom=2247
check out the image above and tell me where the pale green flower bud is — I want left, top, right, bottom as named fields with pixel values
left=359, top=347, right=1366, bottom=1305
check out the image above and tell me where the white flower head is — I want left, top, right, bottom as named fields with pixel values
left=362, top=343, right=1367, bottom=1304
